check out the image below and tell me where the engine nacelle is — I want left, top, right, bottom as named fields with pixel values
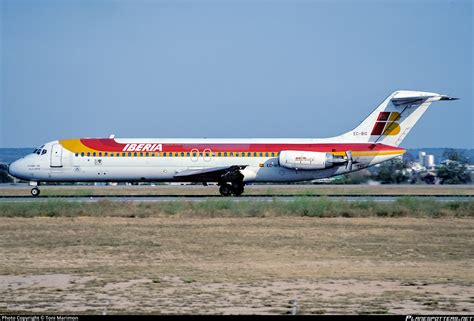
left=279, top=150, right=335, bottom=170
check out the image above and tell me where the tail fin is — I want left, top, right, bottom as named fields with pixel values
left=337, top=90, right=458, bottom=147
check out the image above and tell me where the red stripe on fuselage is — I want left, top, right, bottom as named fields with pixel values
left=80, top=139, right=404, bottom=153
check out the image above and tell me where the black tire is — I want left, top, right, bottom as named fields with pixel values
left=31, top=187, right=40, bottom=197
left=232, top=186, right=244, bottom=196
left=219, top=184, right=232, bottom=197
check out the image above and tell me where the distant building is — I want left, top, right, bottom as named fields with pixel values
left=418, top=151, right=426, bottom=164
left=424, top=155, right=435, bottom=169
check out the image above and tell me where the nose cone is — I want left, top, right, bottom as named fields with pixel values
left=8, top=159, right=24, bottom=179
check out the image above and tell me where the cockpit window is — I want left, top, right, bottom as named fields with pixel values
left=41, top=149, right=47, bottom=155
left=33, top=145, right=45, bottom=155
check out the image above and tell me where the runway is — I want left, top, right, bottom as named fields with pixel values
left=1, top=184, right=472, bottom=202
left=0, top=194, right=471, bottom=203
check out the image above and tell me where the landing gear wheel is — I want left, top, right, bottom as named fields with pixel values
left=31, top=187, right=40, bottom=197
left=232, top=185, right=244, bottom=196
left=219, top=184, right=233, bottom=197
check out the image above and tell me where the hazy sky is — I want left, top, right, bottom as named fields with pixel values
left=1, top=0, right=472, bottom=148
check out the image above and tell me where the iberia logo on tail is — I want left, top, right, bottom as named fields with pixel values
left=371, top=112, right=401, bottom=136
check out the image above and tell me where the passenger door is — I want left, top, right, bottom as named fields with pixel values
left=50, top=144, right=63, bottom=167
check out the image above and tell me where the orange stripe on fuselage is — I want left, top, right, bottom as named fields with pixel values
left=59, top=139, right=98, bottom=154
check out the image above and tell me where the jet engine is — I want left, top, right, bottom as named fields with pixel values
left=279, top=150, right=346, bottom=170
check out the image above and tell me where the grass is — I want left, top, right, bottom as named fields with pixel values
left=0, top=214, right=472, bottom=314
left=0, top=197, right=472, bottom=218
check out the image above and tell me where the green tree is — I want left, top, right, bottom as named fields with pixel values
left=441, top=149, right=470, bottom=165
left=375, top=158, right=410, bottom=184
left=436, top=149, right=471, bottom=184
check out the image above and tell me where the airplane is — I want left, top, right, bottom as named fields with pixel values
left=8, top=90, right=457, bottom=197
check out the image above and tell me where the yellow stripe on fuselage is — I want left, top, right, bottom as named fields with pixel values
left=332, top=150, right=405, bottom=157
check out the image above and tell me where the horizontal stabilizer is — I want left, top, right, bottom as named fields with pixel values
left=391, top=96, right=429, bottom=106
left=439, top=96, right=459, bottom=101
left=391, top=92, right=459, bottom=106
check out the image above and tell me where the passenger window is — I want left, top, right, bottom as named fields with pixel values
left=186, top=152, right=190, bottom=157
left=81, top=152, right=84, bottom=157
left=218, top=152, right=221, bottom=157
left=145, top=152, right=149, bottom=157
left=254, top=152, right=257, bottom=157
left=105, top=152, right=108, bottom=156
left=223, top=152, right=227, bottom=157
left=99, top=152, right=102, bottom=157
left=265, top=152, right=269, bottom=157
left=128, top=152, right=131, bottom=156
left=87, top=152, right=90, bottom=157
left=134, top=152, right=137, bottom=156
left=75, top=153, right=78, bottom=157
left=181, top=152, right=184, bottom=157
left=93, top=152, right=96, bottom=157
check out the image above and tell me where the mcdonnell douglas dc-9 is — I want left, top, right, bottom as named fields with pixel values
left=9, top=90, right=457, bottom=197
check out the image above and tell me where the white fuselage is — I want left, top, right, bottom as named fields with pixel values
left=9, top=138, right=403, bottom=184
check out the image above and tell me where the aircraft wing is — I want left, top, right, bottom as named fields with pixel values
left=173, top=165, right=247, bottom=182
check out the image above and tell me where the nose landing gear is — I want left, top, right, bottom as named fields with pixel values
left=31, top=187, right=40, bottom=197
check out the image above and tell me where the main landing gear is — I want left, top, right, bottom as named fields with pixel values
left=219, top=182, right=244, bottom=197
